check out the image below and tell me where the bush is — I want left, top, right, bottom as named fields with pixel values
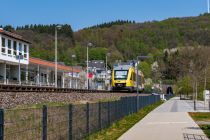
left=144, top=85, right=153, bottom=93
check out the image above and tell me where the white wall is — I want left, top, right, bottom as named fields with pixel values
left=0, top=35, right=29, bottom=65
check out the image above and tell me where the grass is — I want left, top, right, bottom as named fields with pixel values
left=189, top=112, right=210, bottom=139
left=11, top=102, right=68, bottom=109
left=4, top=102, right=69, bottom=140
left=11, top=99, right=120, bottom=110
left=189, top=112, right=210, bottom=122
left=84, top=101, right=163, bottom=140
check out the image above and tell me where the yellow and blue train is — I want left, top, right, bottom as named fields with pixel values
left=111, top=64, right=144, bottom=92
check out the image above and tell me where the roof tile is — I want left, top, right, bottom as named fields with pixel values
left=29, top=57, right=80, bottom=73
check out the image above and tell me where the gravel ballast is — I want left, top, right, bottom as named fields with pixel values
left=0, top=92, right=138, bottom=108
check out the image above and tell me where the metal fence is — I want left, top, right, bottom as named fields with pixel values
left=0, top=95, right=161, bottom=140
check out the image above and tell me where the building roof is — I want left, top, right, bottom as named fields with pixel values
left=29, top=57, right=80, bottom=73
left=0, top=28, right=31, bottom=44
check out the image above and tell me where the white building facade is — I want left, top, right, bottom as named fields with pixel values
left=0, top=28, right=82, bottom=88
left=0, top=28, right=30, bottom=84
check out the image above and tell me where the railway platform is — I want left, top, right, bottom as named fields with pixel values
left=118, top=97, right=209, bottom=140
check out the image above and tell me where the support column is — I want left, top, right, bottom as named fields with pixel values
left=46, top=69, right=49, bottom=86
left=26, top=65, right=28, bottom=85
left=4, top=63, right=6, bottom=84
left=62, top=72, right=65, bottom=88
left=70, top=74, right=72, bottom=88
left=76, top=78, right=78, bottom=89
left=37, top=65, right=40, bottom=86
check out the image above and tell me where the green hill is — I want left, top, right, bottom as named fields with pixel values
left=2, top=13, right=210, bottom=66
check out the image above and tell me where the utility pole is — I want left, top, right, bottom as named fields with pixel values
left=87, top=43, right=92, bottom=90
left=105, top=53, right=111, bottom=90
left=55, top=27, right=57, bottom=88
left=136, top=57, right=140, bottom=94
left=55, top=25, right=62, bottom=88
left=71, top=54, right=76, bottom=88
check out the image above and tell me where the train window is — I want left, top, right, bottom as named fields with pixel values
left=114, top=70, right=128, bottom=80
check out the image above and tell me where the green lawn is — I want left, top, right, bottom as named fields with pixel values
left=84, top=101, right=163, bottom=140
left=189, top=112, right=210, bottom=139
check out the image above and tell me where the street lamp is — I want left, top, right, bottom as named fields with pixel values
left=71, top=54, right=76, bottom=88
left=87, top=42, right=92, bottom=90
left=105, top=53, right=111, bottom=90
left=55, top=25, right=62, bottom=88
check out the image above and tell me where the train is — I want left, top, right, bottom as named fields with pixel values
left=111, top=63, right=144, bottom=92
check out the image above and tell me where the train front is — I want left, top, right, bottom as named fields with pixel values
left=111, top=65, right=134, bottom=92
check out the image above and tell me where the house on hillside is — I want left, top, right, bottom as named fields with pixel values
left=88, top=60, right=111, bottom=90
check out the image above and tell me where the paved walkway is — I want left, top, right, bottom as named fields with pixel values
left=118, top=97, right=209, bottom=140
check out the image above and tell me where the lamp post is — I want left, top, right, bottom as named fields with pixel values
left=71, top=54, right=76, bottom=88
left=87, top=43, right=92, bottom=90
left=136, top=55, right=151, bottom=112
left=105, top=53, right=111, bottom=90
left=55, top=25, right=62, bottom=88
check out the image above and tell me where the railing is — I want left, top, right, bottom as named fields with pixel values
left=0, top=79, right=96, bottom=90
left=0, top=95, right=161, bottom=140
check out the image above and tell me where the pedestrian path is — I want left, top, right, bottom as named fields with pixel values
left=118, top=97, right=209, bottom=140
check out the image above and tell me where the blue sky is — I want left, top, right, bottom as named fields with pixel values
left=0, top=0, right=208, bottom=31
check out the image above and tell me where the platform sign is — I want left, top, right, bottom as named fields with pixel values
left=203, top=90, right=210, bottom=101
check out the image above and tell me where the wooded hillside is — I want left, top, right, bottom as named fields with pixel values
left=1, top=13, right=210, bottom=66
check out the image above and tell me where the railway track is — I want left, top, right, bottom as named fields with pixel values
left=0, top=84, right=109, bottom=93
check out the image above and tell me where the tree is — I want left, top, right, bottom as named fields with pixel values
left=138, top=61, right=151, bottom=78
left=3, top=25, right=14, bottom=32
left=177, top=76, right=192, bottom=96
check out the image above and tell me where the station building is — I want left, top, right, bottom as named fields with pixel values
left=0, top=28, right=82, bottom=88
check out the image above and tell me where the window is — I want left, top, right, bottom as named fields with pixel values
left=24, top=44, right=27, bottom=53
left=23, top=44, right=27, bottom=59
left=114, top=70, right=128, bottom=80
left=8, top=39, right=12, bottom=55
left=1, top=37, right=5, bottom=54
left=13, top=41, right=17, bottom=56
left=19, top=43, right=22, bottom=56
left=24, top=53, right=27, bottom=59
left=2, top=37, right=5, bottom=47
